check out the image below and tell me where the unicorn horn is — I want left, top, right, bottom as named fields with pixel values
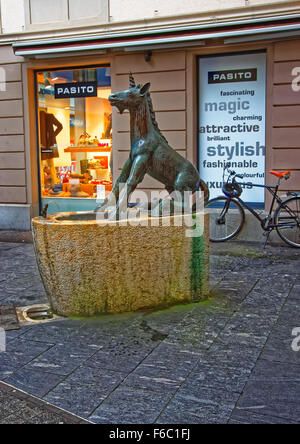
left=129, top=72, right=136, bottom=88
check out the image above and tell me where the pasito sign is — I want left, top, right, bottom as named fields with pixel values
left=208, top=68, right=257, bottom=84
left=198, top=52, right=266, bottom=204
left=55, top=81, right=98, bottom=99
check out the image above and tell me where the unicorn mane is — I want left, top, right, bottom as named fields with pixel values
left=146, top=93, right=168, bottom=143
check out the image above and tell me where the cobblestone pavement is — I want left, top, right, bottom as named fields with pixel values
left=0, top=240, right=299, bottom=424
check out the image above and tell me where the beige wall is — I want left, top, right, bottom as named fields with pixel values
left=0, top=0, right=25, bottom=34
left=109, top=0, right=297, bottom=22
left=0, top=46, right=27, bottom=204
left=271, top=39, right=300, bottom=191
left=23, top=0, right=108, bottom=30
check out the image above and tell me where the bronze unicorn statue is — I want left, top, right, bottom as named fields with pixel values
left=96, top=74, right=209, bottom=218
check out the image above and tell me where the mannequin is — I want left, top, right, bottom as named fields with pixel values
left=102, top=112, right=112, bottom=139
left=39, top=110, right=63, bottom=187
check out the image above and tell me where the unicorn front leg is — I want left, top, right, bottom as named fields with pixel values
left=109, top=154, right=148, bottom=220
left=95, top=157, right=132, bottom=212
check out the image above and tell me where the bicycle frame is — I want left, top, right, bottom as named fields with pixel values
left=231, top=178, right=290, bottom=231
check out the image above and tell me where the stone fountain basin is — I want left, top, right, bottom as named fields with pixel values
left=32, top=211, right=209, bottom=317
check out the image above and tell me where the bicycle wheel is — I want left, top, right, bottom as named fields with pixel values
left=206, top=196, right=245, bottom=242
left=275, top=196, right=300, bottom=248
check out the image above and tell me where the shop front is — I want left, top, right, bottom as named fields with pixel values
left=0, top=16, right=299, bottom=230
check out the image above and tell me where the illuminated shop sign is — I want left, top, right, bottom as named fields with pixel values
left=199, top=52, right=266, bottom=204
left=54, top=81, right=98, bottom=99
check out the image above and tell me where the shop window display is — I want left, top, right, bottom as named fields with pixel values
left=36, top=66, right=112, bottom=213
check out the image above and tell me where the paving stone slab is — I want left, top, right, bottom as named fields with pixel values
left=237, top=359, right=300, bottom=422
left=140, top=306, right=194, bottom=336
left=90, top=386, right=173, bottom=424
left=238, top=288, right=289, bottom=317
left=0, top=339, right=54, bottom=372
left=64, top=365, right=127, bottom=394
left=133, top=342, right=202, bottom=383
left=5, top=326, right=36, bottom=342
left=20, top=321, right=86, bottom=345
left=4, top=369, right=65, bottom=398
left=218, top=311, right=278, bottom=348
left=259, top=321, right=300, bottom=365
left=229, top=409, right=297, bottom=424
left=167, top=307, right=231, bottom=350
left=44, top=382, right=107, bottom=419
left=122, top=371, right=182, bottom=394
left=25, top=342, right=101, bottom=376
left=86, top=348, right=151, bottom=374
left=156, top=388, right=240, bottom=424
left=0, top=306, right=19, bottom=331
left=203, top=338, right=263, bottom=371
left=185, top=361, right=251, bottom=394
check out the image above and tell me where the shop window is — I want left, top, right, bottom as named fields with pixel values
left=36, top=66, right=112, bottom=214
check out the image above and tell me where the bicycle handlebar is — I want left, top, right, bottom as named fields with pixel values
left=227, top=169, right=244, bottom=180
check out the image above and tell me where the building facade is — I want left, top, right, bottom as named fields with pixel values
left=0, top=0, right=300, bottom=229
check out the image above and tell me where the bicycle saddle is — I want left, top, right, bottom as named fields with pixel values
left=269, top=170, right=291, bottom=179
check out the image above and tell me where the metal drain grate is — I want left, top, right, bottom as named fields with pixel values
left=17, top=304, right=61, bottom=326
left=26, top=307, right=54, bottom=321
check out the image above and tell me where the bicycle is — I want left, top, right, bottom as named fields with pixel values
left=206, top=167, right=300, bottom=248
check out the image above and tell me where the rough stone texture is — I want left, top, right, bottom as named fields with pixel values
left=32, top=213, right=209, bottom=316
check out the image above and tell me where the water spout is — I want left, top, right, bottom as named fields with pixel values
left=41, top=204, right=48, bottom=219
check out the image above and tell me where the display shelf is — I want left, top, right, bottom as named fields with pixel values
left=64, top=146, right=111, bottom=153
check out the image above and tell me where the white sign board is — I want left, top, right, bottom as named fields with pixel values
left=198, top=52, right=266, bottom=204
left=97, top=185, right=106, bottom=200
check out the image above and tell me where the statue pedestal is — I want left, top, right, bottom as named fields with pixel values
left=32, top=212, right=209, bottom=317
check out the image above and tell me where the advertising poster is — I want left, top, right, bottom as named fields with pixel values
left=198, top=52, right=266, bottom=204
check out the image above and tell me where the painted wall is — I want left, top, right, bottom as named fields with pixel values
left=271, top=39, right=300, bottom=191
left=24, top=0, right=108, bottom=30
left=0, top=46, right=26, bottom=203
left=0, top=0, right=25, bottom=34
left=109, top=0, right=297, bottom=22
